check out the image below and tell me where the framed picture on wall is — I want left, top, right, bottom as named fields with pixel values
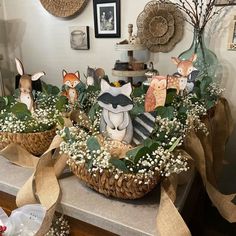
left=214, top=0, right=236, bottom=6
left=93, top=0, right=120, bottom=38
left=228, top=16, right=236, bottom=50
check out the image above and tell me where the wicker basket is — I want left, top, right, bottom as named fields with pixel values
left=68, top=159, right=160, bottom=199
left=0, top=128, right=56, bottom=156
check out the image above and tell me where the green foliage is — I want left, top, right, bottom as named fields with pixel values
left=165, top=89, right=177, bottom=105
left=10, top=103, right=31, bottom=120
left=109, top=158, right=129, bottom=173
left=88, top=103, right=100, bottom=121
left=156, top=106, right=175, bottom=120
left=87, top=136, right=100, bottom=152
left=56, top=96, right=68, bottom=112
left=42, top=81, right=60, bottom=95
left=168, top=137, right=182, bottom=152
left=130, top=103, right=145, bottom=118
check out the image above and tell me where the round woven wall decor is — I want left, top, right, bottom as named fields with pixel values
left=40, top=0, right=89, bottom=17
left=137, top=0, right=184, bottom=53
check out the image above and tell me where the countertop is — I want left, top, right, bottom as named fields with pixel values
left=0, top=156, right=194, bottom=236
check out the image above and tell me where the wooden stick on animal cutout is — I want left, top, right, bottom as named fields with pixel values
left=145, top=76, right=167, bottom=112
left=171, top=54, right=199, bottom=93
left=62, top=70, right=80, bottom=105
left=15, top=58, right=45, bottom=112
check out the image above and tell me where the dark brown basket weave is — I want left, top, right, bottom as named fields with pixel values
left=0, top=128, right=56, bottom=156
left=68, top=159, right=160, bottom=199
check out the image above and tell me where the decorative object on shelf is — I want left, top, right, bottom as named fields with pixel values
left=15, top=58, right=45, bottom=112
left=113, top=24, right=147, bottom=85
left=98, top=79, right=133, bottom=144
left=39, top=0, right=89, bottom=17
left=145, top=62, right=159, bottom=82
left=214, top=0, right=236, bottom=6
left=93, top=0, right=120, bottom=38
left=172, top=0, right=226, bottom=79
left=136, top=0, right=184, bottom=53
left=114, top=60, right=130, bottom=71
left=61, top=70, right=80, bottom=105
left=227, top=15, right=236, bottom=50
left=70, top=26, right=90, bottom=50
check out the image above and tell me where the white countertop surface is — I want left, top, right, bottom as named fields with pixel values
left=0, top=156, right=194, bottom=236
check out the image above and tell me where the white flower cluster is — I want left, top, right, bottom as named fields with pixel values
left=154, top=116, right=185, bottom=147
left=207, top=83, right=225, bottom=97
left=45, top=215, right=70, bottom=236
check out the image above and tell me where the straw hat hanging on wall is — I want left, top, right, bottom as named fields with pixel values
left=39, top=0, right=89, bottom=17
left=137, top=0, right=184, bottom=53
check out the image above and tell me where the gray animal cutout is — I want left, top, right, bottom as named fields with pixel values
left=15, top=58, right=45, bottom=112
left=97, top=79, right=133, bottom=144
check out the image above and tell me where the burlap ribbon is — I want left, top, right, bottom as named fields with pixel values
left=0, top=135, right=67, bottom=235
left=157, top=98, right=236, bottom=236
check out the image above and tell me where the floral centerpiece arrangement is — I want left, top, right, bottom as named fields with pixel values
left=0, top=59, right=68, bottom=156
left=58, top=54, right=224, bottom=199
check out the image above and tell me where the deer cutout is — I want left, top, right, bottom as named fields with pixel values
left=15, top=58, right=45, bottom=112
left=62, top=70, right=80, bottom=105
left=171, top=54, right=198, bottom=94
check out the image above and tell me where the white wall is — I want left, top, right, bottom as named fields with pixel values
left=0, top=0, right=235, bottom=118
left=0, top=0, right=193, bottom=85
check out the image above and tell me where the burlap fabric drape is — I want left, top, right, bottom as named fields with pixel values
left=157, top=97, right=236, bottom=236
left=0, top=97, right=235, bottom=235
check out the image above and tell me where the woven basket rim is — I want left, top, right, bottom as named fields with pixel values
left=0, top=127, right=56, bottom=135
left=40, top=0, right=89, bottom=17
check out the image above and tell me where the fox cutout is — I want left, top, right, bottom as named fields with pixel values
left=62, top=70, right=80, bottom=104
left=145, top=76, right=167, bottom=112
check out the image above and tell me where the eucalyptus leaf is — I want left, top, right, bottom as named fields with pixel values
left=88, top=103, right=100, bottom=120
left=87, top=136, right=100, bottom=152
left=10, top=103, right=31, bottom=120
left=56, top=96, right=68, bottom=111
left=156, top=106, right=174, bottom=120
left=109, top=158, right=129, bottom=173
left=132, top=86, right=145, bottom=97
left=168, top=137, right=182, bottom=152
left=130, top=104, right=144, bottom=118
left=165, top=89, right=177, bottom=105
left=126, top=146, right=151, bottom=164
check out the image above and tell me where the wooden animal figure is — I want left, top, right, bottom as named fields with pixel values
left=62, top=70, right=80, bottom=104
left=97, top=79, right=133, bottom=144
left=166, top=75, right=180, bottom=94
left=145, top=76, right=167, bottom=112
left=171, top=54, right=197, bottom=77
left=85, top=66, right=105, bottom=87
left=15, top=58, right=45, bottom=112
left=171, top=54, right=198, bottom=93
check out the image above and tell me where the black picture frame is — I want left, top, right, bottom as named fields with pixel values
left=93, top=0, right=120, bottom=38
left=214, top=0, right=236, bottom=6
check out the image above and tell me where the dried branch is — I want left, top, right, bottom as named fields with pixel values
left=168, top=0, right=227, bottom=32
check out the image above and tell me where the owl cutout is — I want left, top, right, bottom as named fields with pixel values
left=145, top=76, right=167, bottom=112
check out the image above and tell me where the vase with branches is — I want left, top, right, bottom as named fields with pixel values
left=169, top=0, right=226, bottom=79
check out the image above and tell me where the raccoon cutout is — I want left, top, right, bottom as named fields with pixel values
left=97, top=80, right=133, bottom=144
